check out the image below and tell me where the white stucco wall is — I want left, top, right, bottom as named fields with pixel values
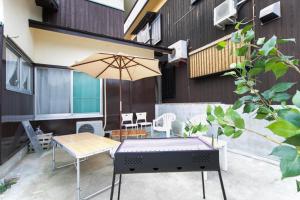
left=3, top=0, right=42, bottom=58
left=0, top=0, right=4, bottom=24
left=156, top=103, right=283, bottom=159
left=2, top=0, right=154, bottom=66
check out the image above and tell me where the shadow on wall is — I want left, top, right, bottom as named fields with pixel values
left=155, top=103, right=282, bottom=159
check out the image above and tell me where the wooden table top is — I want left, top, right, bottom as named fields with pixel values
left=111, top=129, right=147, bottom=138
left=53, top=132, right=120, bottom=159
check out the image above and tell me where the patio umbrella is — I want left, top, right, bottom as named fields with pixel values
left=70, top=52, right=161, bottom=140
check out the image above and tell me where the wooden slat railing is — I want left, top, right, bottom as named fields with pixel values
left=189, top=34, right=247, bottom=78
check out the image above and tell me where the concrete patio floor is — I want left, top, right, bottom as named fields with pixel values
left=0, top=148, right=299, bottom=200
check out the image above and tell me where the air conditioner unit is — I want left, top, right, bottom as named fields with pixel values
left=76, top=120, right=104, bottom=136
left=168, top=40, right=188, bottom=63
left=259, top=1, right=281, bottom=25
left=214, top=0, right=237, bottom=30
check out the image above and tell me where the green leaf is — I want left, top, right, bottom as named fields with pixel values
left=235, top=21, right=243, bottom=30
left=257, top=37, right=265, bottom=45
left=243, top=103, right=258, bottom=113
left=259, top=35, right=277, bottom=56
left=297, top=180, right=300, bottom=192
left=272, top=93, right=291, bottom=102
left=231, top=31, right=241, bottom=43
left=292, top=91, right=300, bottom=108
left=232, top=99, right=243, bottom=110
left=224, top=125, right=235, bottom=136
left=248, top=67, right=264, bottom=77
left=270, top=82, right=296, bottom=93
left=241, top=24, right=253, bottom=34
left=265, top=61, right=289, bottom=79
left=240, top=95, right=254, bottom=102
left=272, top=146, right=300, bottom=179
left=267, top=119, right=300, bottom=138
left=207, top=114, right=215, bottom=123
left=234, top=118, right=245, bottom=129
left=284, top=134, right=300, bottom=147
left=262, top=89, right=275, bottom=100
left=235, top=45, right=249, bottom=56
left=278, top=109, right=300, bottom=127
left=233, top=130, right=243, bottom=138
left=214, top=106, right=225, bottom=118
left=235, top=85, right=249, bottom=95
left=217, top=127, right=224, bottom=136
left=234, top=79, right=246, bottom=86
left=249, top=60, right=266, bottom=77
left=223, top=71, right=236, bottom=76
left=292, top=59, right=299, bottom=66
left=207, top=105, right=212, bottom=115
left=271, top=145, right=298, bottom=160
left=280, top=156, right=300, bottom=179
left=277, top=38, right=296, bottom=44
left=244, top=29, right=255, bottom=42
left=216, top=41, right=227, bottom=50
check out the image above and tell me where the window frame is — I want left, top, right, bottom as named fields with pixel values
left=151, top=14, right=162, bottom=45
left=136, top=14, right=162, bottom=45
left=5, top=43, right=33, bottom=95
left=34, top=67, right=103, bottom=120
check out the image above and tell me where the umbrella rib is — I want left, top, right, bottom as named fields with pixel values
left=72, top=56, right=115, bottom=67
left=130, top=59, right=161, bottom=75
left=100, top=59, right=119, bottom=69
left=121, top=57, right=133, bottom=81
left=96, top=56, right=119, bottom=78
left=122, top=56, right=135, bottom=69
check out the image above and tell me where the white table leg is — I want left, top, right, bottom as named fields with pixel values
left=203, top=171, right=208, bottom=181
left=52, top=142, right=56, bottom=171
left=166, top=130, right=170, bottom=138
left=77, top=158, right=80, bottom=200
left=221, top=144, right=228, bottom=171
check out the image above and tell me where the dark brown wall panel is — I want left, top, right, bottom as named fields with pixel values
left=0, top=25, right=3, bottom=164
left=254, top=0, right=300, bottom=95
left=158, top=0, right=253, bottom=103
left=43, top=0, right=124, bottom=38
left=105, top=78, right=156, bottom=130
left=158, top=0, right=300, bottom=104
left=131, top=78, right=156, bottom=122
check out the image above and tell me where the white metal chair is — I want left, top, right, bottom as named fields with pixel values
left=153, top=113, right=176, bottom=137
left=121, top=113, right=138, bottom=131
left=136, top=112, right=152, bottom=134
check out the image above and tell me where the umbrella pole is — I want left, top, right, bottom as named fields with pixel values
left=119, top=68, right=122, bottom=141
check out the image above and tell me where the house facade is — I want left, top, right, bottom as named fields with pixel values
left=0, top=0, right=171, bottom=165
left=125, top=0, right=300, bottom=104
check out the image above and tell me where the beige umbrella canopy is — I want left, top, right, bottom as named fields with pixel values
left=70, top=52, right=161, bottom=140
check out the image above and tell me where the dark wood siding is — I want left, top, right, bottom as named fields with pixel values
left=43, top=0, right=124, bottom=38
left=1, top=37, right=34, bottom=164
left=158, top=0, right=300, bottom=104
left=105, top=78, right=156, bottom=131
left=2, top=39, right=34, bottom=119
left=254, top=0, right=300, bottom=97
left=0, top=25, right=3, bottom=164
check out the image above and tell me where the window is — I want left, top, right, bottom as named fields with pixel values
left=73, top=72, right=101, bottom=113
left=136, top=14, right=161, bottom=45
left=137, top=23, right=151, bottom=44
left=5, top=47, right=33, bottom=94
left=35, top=68, right=102, bottom=119
left=36, top=68, right=71, bottom=115
left=151, top=14, right=161, bottom=45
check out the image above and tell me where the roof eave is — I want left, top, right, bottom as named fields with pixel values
left=29, top=19, right=172, bottom=54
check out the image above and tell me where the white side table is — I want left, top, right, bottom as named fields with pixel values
left=199, top=135, right=228, bottom=171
